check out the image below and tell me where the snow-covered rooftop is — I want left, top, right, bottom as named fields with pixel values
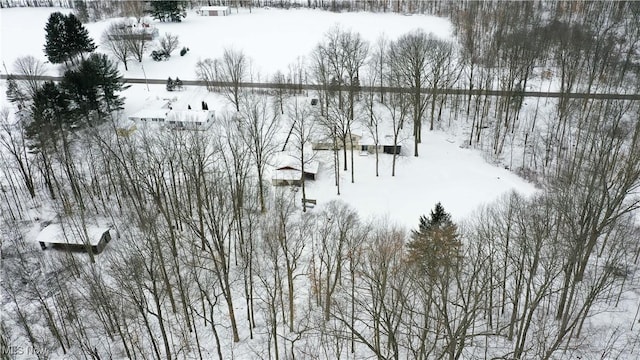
left=273, top=169, right=302, bottom=181
left=273, top=152, right=319, bottom=174
left=167, top=110, right=214, bottom=123
left=36, top=224, right=110, bottom=246
left=128, top=109, right=170, bottom=120
left=200, top=6, right=229, bottom=11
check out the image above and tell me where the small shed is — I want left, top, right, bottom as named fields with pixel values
left=37, top=224, right=112, bottom=254
left=199, top=6, right=231, bottom=16
left=272, top=153, right=319, bottom=186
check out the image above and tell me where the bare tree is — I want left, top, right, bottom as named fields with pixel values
left=382, top=72, right=410, bottom=177
left=12, top=56, right=48, bottom=100
left=195, top=58, right=218, bottom=92
left=336, top=221, right=405, bottom=359
left=272, top=70, right=288, bottom=114
left=0, top=109, right=35, bottom=198
left=158, top=32, right=179, bottom=56
left=312, top=26, right=368, bottom=183
left=101, top=21, right=133, bottom=70
left=218, top=47, right=248, bottom=112
left=425, top=36, right=458, bottom=131
left=238, top=95, right=280, bottom=213
left=371, top=34, right=389, bottom=103
left=286, top=98, right=316, bottom=212
left=388, top=30, right=431, bottom=157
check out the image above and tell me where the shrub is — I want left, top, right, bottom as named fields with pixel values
left=151, top=50, right=169, bottom=61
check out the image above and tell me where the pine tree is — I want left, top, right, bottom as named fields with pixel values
left=44, top=12, right=96, bottom=65
left=175, top=77, right=183, bottom=90
left=148, top=1, right=186, bottom=22
left=25, top=81, right=71, bottom=153
left=64, top=13, right=96, bottom=60
left=61, top=53, right=128, bottom=125
left=407, top=202, right=462, bottom=278
left=166, top=76, right=175, bottom=91
left=44, top=12, right=68, bottom=64
left=5, top=76, right=28, bottom=108
left=89, top=53, right=128, bottom=114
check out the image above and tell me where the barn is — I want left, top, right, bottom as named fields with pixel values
left=198, top=6, right=231, bottom=16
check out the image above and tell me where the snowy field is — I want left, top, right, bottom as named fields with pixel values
left=1, top=6, right=453, bottom=79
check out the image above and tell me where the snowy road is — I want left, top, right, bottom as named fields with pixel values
left=2, top=74, right=640, bottom=100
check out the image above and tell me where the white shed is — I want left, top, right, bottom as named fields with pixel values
left=199, top=6, right=231, bottom=16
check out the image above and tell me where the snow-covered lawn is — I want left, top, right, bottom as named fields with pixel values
left=305, top=133, right=537, bottom=228
left=116, top=83, right=537, bottom=229
left=1, top=6, right=452, bottom=79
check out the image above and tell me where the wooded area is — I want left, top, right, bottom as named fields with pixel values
left=1, top=1, right=640, bottom=359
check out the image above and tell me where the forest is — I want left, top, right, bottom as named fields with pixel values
left=1, top=1, right=640, bottom=359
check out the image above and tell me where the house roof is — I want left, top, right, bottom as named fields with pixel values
left=166, top=110, right=213, bottom=123
left=128, top=109, right=169, bottom=120
left=200, top=6, right=229, bottom=11
left=273, top=152, right=319, bottom=174
left=36, top=224, right=109, bottom=246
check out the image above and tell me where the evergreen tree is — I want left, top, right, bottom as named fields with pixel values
left=407, top=202, right=462, bottom=278
left=175, top=77, right=183, bottom=90
left=5, top=76, right=28, bottom=108
left=61, top=53, right=128, bottom=125
left=166, top=76, right=175, bottom=91
left=44, top=12, right=96, bottom=65
left=64, top=13, right=96, bottom=59
left=147, top=1, right=186, bottom=22
left=25, top=81, right=71, bottom=153
left=73, top=0, right=89, bottom=23
left=44, top=12, right=68, bottom=64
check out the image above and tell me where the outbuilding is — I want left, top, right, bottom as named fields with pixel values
left=37, top=224, right=112, bottom=255
left=198, top=6, right=231, bottom=16
left=272, top=153, right=320, bottom=186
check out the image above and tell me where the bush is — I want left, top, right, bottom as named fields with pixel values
left=151, top=50, right=169, bottom=61
left=180, top=46, right=189, bottom=56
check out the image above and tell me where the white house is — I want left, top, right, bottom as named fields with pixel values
left=198, top=6, right=231, bottom=16
left=128, top=98, right=215, bottom=131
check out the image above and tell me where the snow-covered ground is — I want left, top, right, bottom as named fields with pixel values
left=4, top=6, right=637, bottom=360
left=117, top=83, right=537, bottom=229
left=1, top=6, right=453, bottom=79
left=0, top=4, right=536, bottom=232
